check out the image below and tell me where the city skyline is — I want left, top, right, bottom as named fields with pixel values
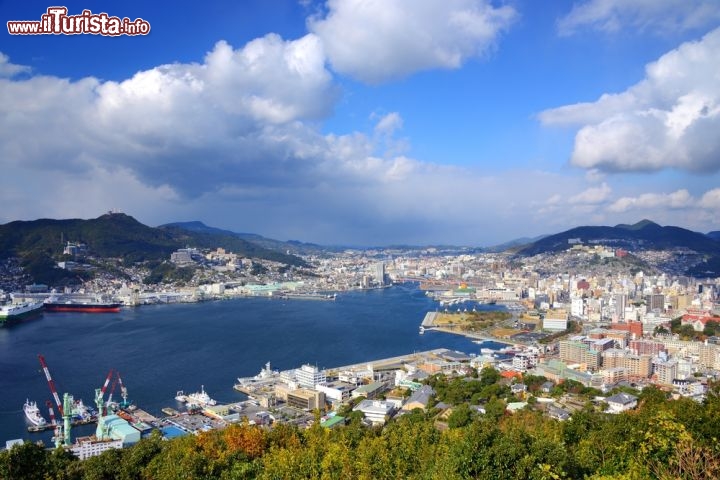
left=2, top=1, right=720, bottom=245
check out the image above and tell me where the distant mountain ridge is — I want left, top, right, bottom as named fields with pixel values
left=160, top=221, right=333, bottom=255
left=484, top=234, right=549, bottom=253
left=516, top=219, right=720, bottom=257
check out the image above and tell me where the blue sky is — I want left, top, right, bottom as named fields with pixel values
left=1, top=0, right=719, bottom=246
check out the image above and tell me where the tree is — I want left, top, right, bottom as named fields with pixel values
left=448, top=403, right=473, bottom=428
left=0, top=442, right=49, bottom=480
left=480, top=366, right=501, bottom=387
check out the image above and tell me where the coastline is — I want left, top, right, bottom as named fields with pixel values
left=420, top=311, right=520, bottom=346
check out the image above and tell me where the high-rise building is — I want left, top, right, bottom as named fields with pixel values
left=652, top=357, right=678, bottom=386
left=374, top=262, right=387, bottom=286
left=645, top=294, right=665, bottom=312
left=559, top=340, right=601, bottom=370
left=614, top=293, right=627, bottom=321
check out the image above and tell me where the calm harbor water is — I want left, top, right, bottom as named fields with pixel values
left=0, top=284, right=505, bottom=444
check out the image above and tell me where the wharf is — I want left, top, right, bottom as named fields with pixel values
left=27, top=417, right=96, bottom=433
left=421, top=312, right=438, bottom=327
left=326, top=349, right=449, bottom=374
left=277, top=293, right=336, bottom=301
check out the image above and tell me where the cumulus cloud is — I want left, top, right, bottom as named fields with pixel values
left=558, top=0, right=720, bottom=36
left=308, top=0, right=516, bottom=83
left=0, top=53, right=30, bottom=77
left=699, top=188, right=720, bottom=209
left=569, top=182, right=611, bottom=204
left=0, top=34, right=339, bottom=196
left=607, top=189, right=694, bottom=213
left=540, top=27, right=720, bottom=173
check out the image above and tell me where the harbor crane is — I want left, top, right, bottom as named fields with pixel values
left=99, top=369, right=113, bottom=415
left=38, top=354, right=74, bottom=446
left=105, top=370, right=131, bottom=410
left=46, top=400, right=64, bottom=448
left=38, top=354, right=63, bottom=416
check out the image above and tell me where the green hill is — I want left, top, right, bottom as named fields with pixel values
left=516, top=220, right=720, bottom=257
left=0, top=213, right=306, bottom=284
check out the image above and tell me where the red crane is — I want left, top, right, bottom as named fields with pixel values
left=38, top=354, right=63, bottom=416
left=100, top=369, right=113, bottom=396
left=99, top=369, right=113, bottom=414
left=45, top=400, right=57, bottom=426
left=117, top=371, right=129, bottom=407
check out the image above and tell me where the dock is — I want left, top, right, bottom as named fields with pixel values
left=325, top=349, right=450, bottom=374
left=27, top=417, right=96, bottom=433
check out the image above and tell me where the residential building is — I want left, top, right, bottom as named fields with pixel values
left=605, top=393, right=638, bottom=414
left=559, top=340, right=601, bottom=370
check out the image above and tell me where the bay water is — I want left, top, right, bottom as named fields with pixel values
left=0, top=284, right=505, bottom=444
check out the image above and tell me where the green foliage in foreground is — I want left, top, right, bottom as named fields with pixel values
left=3, top=386, right=720, bottom=480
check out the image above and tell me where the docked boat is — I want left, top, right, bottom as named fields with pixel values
left=175, top=391, right=187, bottom=402
left=0, top=302, right=44, bottom=324
left=44, top=298, right=120, bottom=313
left=71, top=398, right=96, bottom=421
left=186, top=386, right=217, bottom=406
left=23, top=400, right=47, bottom=427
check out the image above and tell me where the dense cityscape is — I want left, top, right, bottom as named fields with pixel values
left=1, top=223, right=719, bottom=478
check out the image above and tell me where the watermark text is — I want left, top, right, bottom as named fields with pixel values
left=7, top=7, right=151, bottom=36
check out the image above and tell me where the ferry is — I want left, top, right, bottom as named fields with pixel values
left=0, top=302, right=44, bottom=324
left=23, top=400, right=47, bottom=427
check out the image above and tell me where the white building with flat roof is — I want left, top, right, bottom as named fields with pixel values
left=295, top=364, right=326, bottom=389
left=353, top=400, right=395, bottom=425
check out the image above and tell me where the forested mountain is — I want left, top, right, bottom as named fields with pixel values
left=0, top=213, right=306, bottom=284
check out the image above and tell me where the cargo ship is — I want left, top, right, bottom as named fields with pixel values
left=44, top=298, right=120, bottom=313
left=0, top=302, right=44, bottom=324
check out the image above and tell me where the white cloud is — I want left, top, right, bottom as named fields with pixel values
left=540, top=27, right=720, bottom=173
left=308, top=0, right=516, bottom=83
left=0, top=53, right=29, bottom=77
left=569, top=182, right=611, bottom=204
left=558, top=0, right=720, bottom=36
left=607, top=189, right=694, bottom=212
left=699, top=188, right=720, bottom=209
left=374, top=112, right=403, bottom=136
left=0, top=35, right=339, bottom=196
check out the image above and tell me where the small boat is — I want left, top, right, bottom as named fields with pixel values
left=24, top=400, right=47, bottom=426
left=419, top=326, right=425, bottom=334
left=175, top=391, right=187, bottom=402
